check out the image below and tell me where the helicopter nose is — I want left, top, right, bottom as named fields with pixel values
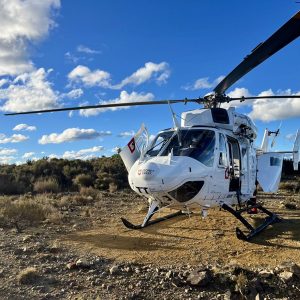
left=136, top=162, right=160, bottom=179
left=129, top=156, right=207, bottom=194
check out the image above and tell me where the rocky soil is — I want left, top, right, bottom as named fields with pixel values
left=0, top=190, right=300, bottom=299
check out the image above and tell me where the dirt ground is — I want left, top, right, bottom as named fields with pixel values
left=1, top=190, right=300, bottom=299
left=62, top=192, right=300, bottom=269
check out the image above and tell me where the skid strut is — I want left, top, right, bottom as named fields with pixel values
left=121, top=210, right=185, bottom=230
left=222, top=202, right=281, bottom=241
left=121, top=199, right=190, bottom=230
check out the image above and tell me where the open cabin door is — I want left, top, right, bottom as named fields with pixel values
left=227, top=136, right=241, bottom=192
left=257, top=153, right=283, bottom=192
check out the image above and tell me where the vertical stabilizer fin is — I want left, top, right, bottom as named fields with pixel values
left=293, top=129, right=300, bottom=171
left=261, top=129, right=269, bottom=152
left=119, top=124, right=148, bottom=172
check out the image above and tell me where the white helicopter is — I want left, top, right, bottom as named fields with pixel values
left=6, top=11, right=300, bottom=240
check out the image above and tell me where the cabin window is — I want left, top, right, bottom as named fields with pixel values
left=218, top=133, right=228, bottom=166
left=270, top=157, right=281, bottom=166
left=149, top=129, right=215, bottom=167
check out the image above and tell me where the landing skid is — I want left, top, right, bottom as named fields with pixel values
left=222, top=202, right=281, bottom=241
left=121, top=210, right=185, bottom=230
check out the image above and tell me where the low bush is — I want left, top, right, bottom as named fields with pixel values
left=80, top=186, right=99, bottom=199
left=72, top=194, right=93, bottom=206
left=33, top=178, right=60, bottom=194
left=109, top=182, right=118, bottom=193
left=0, top=174, right=25, bottom=195
left=0, top=198, right=47, bottom=232
left=73, top=174, right=94, bottom=188
left=280, top=181, right=300, bottom=193
left=17, top=267, right=39, bottom=284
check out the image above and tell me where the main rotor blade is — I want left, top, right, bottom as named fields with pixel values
left=214, top=11, right=300, bottom=95
left=228, top=95, right=300, bottom=102
left=4, top=99, right=202, bottom=116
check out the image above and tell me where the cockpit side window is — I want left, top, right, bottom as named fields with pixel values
left=160, top=129, right=215, bottom=167
left=218, top=133, right=228, bottom=167
left=146, top=131, right=174, bottom=156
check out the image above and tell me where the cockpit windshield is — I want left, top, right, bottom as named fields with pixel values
left=146, top=130, right=174, bottom=157
left=147, top=129, right=215, bottom=167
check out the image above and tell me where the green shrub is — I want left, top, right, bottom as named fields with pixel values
left=33, top=178, right=60, bottom=194
left=0, top=174, right=25, bottom=195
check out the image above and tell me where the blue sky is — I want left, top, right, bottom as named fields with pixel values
left=0, top=0, right=299, bottom=164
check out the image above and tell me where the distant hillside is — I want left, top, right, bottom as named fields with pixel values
left=0, top=155, right=128, bottom=195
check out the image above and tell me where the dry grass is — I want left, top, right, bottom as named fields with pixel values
left=280, top=181, right=300, bottom=193
left=80, top=186, right=99, bottom=199
left=109, top=182, right=118, bottom=193
left=74, top=174, right=94, bottom=188
left=17, top=267, right=39, bottom=284
left=72, top=194, right=93, bottom=206
left=235, top=272, right=248, bottom=294
left=0, top=197, right=48, bottom=232
left=34, top=178, right=60, bottom=194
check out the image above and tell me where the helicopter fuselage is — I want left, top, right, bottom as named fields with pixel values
left=125, top=107, right=259, bottom=210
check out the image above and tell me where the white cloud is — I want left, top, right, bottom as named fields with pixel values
left=227, top=87, right=252, bottom=99
left=117, top=130, right=135, bottom=138
left=38, top=128, right=112, bottom=144
left=0, top=134, right=28, bottom=144
left=221, top=87, right=253, bottom=109
left=111, top=147, right=121, bottom=153
left=248, top=89, right=300, bottom=122
left=0, top=79, right=8, bottom=87
left=62, top=146, right=104, bottom=160
left=79, top=90, right=154, bottom=117
left=0, top=68, right=60, bottom=112
left=219, top=87, right=300, bottom=122
left=0, top=148, right=17, bottom=155
left=112, top=62, right=170, bottom=89
left=0, top=156, right=15, bottom=164
left=68, top=65, right=111, bottom=87
left=77, top=45, right=100, bottom=55
left=0, top=68, right=85, bottom=113
left=286, top=133, right=296, bottom=141
left=60, top=88, right=83, bottom=100
left=22, top=152, right=35, bottom=159
left=13, top=123, right=37, bottom=131
left=0, top=0, right=60, bottom=76
left=68, top=62, right=170, bottom=89
left=65, top=51, right=79, bottom=64
left=183, top=75, right=224, bottom=91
